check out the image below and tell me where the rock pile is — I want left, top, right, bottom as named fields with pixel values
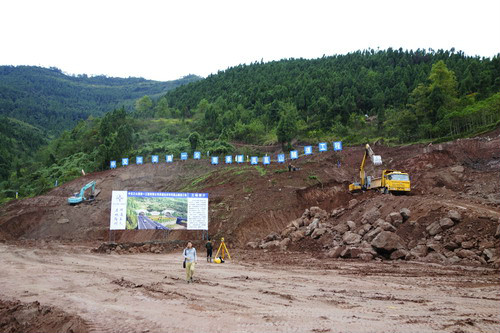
left=93, top=240, right=187, bottom=254
left=251, top=207, right=500, bottom=267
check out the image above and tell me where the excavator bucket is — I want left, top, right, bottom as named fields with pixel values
left=371, top=155, right=382, bottom=166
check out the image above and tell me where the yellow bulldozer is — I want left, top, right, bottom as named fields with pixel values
left=349, top=144, right=410, bottom=194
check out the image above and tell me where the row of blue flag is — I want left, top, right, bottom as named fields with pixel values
left=110, top=141, right=342, bottom=169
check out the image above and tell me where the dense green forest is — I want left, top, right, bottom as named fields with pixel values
left=1, top=49, right=499, bottom=202
left=162, top=48, right=499, bottom=144
left=0, top=66, right=201, bottom=133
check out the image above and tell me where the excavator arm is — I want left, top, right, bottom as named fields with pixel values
left=360, top=144, right=382, bottom=187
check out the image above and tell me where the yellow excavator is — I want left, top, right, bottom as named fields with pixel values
left=349, top=144, right=410, bottom=194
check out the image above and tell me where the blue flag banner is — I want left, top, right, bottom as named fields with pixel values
left=333, top=141, right=343, bottom=151
left=290, top=150, right=298, bottom=159
left=236, top=155, right=244, bottom=163
left=110, top=161, right=117, bottom=169
left=319, top=142, right=327, bottom=152
left=211, top=156, right=219, bottom=165
left=278, top=154, right=285, bottom=163
left=152, top=155, right=159, bottom=163
left=225, top=156, right=233, bottom=164
left=304, top=146, right=313, bottom=155
left=181, top=152, right=188, bottom=160
left=251, top=156, right=259, bottom=165
left=166, top=155, right=173, bottom=163
left=263, top=156, right=271, bottom=165
left=122, top=158, right=129, bottom=166
left=136, top=156, right=143, bottom=165
left=194, top=152, right=201, bottom=160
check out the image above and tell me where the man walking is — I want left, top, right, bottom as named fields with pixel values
left=183, top=241, right=197, bottom=283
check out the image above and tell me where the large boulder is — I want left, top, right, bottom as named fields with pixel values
left=333, top=222, right=349, bottom=234
left=378, top=221, right=397, bottom=232
left=410, top=245, right=428, bottom=258
left=427, top=241, right=444, bottom=253
left=246, top=241, right=259, bottom=249
left=279, top=238, right=291, bottom=251
left=426, top=221, right=443, bottom=236
left=343, top=231, right=362, bottom=245
left=305, top=219, right=320, bottom=236
left=260, top=240, right=280, bottom=249
left=448, top=210, right=462, bottom=223
left=386, top=212, right=403, bottom=227
left=311, top=228, right=328, bottom=239
left=358, top=253, right=374, bottom=261
left=290, top=230, right=306, bottom=242
left=483, top=248, right=496, bottom=262
left=348, top=199, right=358, bottom=209
left=330, top=208, right=345, bottom=218
left=371, top=231, right=405, bottom=251
left=460, top=241, right=474, bottom=249
left=439, top=217, right=455, bottom=230
left=400, top=208, right=411, bottom=221
left=264, top=232, right=281, bottom=242
left=281, top=227, right=296, bottom=238
left=291, top=218, right=303, bottom=229
left=326, top=246, right=346, bottom=258
left=444, top=242, right=459, bottom=251
left=309, top=206, right=328, bottom=220
left=455, top=249, right=477, bottom=259
left=363, top=227, right=383, bottom=242
left=346, top=220, right=357, bottom=230
left=390, top=249, right=408, bottom=260
left=361, top=207, right=381, bottom=225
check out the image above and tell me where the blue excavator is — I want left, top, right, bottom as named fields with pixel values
left=68, top=180, right=100, bottom=205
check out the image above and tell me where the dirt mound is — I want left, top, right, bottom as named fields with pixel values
left=0, top=299, right=88, bottom=333
left=0, top=128, right=499, bottom=250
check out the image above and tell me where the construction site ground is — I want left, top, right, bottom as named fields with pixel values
left=0, top=128, right=499, bottom=332
left=0, top=242, right=498, bottom=333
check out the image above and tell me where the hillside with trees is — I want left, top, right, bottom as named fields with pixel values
left=0, top=65, right=201, bottom=133
left=161, top=48, right=499, bottom=145
left=1, top=49, right=499, bottom=201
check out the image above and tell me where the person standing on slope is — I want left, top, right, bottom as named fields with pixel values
left=183, top=241, right=197, bottom=283
left=205, top=238, right=213, bottom=263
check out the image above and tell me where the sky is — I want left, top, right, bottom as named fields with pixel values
left=1, top=0, right=499, bottom=81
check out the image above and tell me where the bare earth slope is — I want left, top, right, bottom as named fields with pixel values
left=0, top=129, right=498, bottom=247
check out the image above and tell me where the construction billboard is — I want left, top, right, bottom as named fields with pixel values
left=110, top=191, right=208, bottom=231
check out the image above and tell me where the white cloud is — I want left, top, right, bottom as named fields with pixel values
left=1, top=0, right=498, bottom=81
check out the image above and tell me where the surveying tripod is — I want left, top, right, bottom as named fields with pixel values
left=214, top=237, right=231, bottom=260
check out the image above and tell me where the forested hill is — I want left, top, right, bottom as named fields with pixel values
left=0, top=66, right=201, bottom=133
left=163, top=49, right=499, bottom=143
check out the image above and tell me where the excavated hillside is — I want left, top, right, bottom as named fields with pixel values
left=0, top=129, right=499, bottom=264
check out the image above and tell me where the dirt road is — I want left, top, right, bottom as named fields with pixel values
left=1, top=243, right=498, bottom=333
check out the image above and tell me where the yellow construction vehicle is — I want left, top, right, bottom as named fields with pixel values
left=349, top=144, right=410, bottom=194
